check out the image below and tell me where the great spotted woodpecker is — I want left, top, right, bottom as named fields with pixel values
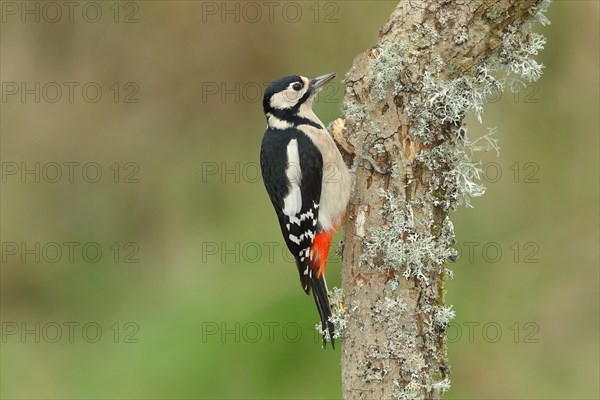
left=260, top=73, right=351, bottom=348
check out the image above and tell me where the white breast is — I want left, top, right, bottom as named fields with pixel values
left=297, top=123, right=352, bottom=231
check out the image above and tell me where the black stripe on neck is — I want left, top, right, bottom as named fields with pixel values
left=289, top=115, right=323, bottom=130
left=268, top=110, right=323, bottom=130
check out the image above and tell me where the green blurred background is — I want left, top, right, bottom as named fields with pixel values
left=0, top=1, right=598, bottom=399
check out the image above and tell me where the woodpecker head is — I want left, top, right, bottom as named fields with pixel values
left=263, top=73, right=336, bottom=127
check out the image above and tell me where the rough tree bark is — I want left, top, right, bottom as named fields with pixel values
left=332, top=1, right=549, bottom=399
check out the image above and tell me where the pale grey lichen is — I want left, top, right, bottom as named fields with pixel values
left=373, top=143, right=386, bottom=154
left=422, top=303, right=456, bottom=328
left=502, top=31, right=547, bottom=83
left=369, top=120, right=394, bottom=140
left=342, top=93, right=366, bottom=123
left=454, top=26, right=469, bottom=45
left=418, top=127, right=500, bottom=209
left=368, top=41, right=407, bottom=100
left=404, top=2, right=548, bottom=208
left=429, top=377, right=452, bottom=393
left=361, top=189, right=458, bottom=282
left=416, top=64, right=502, bottom=131
left=399, top=1, right=549, bottom=209
left=533, top=0, right=552, bottom=26
left=484, top=4, right=505, bottom=23
left=434, top=305, right=455, bottom=327
left=409, top=18, right=442, bottom=50
left=361, top=287, right=418, bottom=387
left=327, top=286, right=347, bottom=340
left=316, top=286, right=349, bottom=342
left=372, top=295, right=408, bottom=323
left=495, top=3, right=550, bottom=86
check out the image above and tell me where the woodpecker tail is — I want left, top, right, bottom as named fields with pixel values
left=311, top=274, right=335, bottom=349
left=293, top=229, right=336, bottom=348
left=310, top=230, right=335, bottom=348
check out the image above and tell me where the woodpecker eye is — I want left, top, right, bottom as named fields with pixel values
left=292, top=83, right=302, bottom=91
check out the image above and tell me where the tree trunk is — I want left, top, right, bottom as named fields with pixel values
left=334, top=1, right=549, bottom=399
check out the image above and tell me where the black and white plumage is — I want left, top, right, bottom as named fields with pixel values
left=261, top=128, right=322, bottom=291
left=260, top=73, right=351, bottom=348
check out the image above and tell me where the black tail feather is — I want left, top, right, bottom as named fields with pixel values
left=295, top=260, right=311, bottom=295
left=310, top=274, right=335, bottom=349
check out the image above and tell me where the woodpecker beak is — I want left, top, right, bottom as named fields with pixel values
left=309, top=72, right=336, bottom=95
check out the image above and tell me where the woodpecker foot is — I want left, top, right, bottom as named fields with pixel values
left=335, top=240, right=344, bottom=259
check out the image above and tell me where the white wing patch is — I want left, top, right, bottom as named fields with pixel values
left=283, top=139, right=302, bottom=216
left=280, top=139, right=320, bottom=268
left=285, top=201, right=319, bottom=267
left=289, top=208, right=314, bottom=226
left=288, top=229, right=315, bottom=246
left=288, top=234, right=300, bottom=244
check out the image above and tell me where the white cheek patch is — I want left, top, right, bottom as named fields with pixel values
left=269, top=78, right=309, bottom=110
left=270, top=90, right=297, bottom=109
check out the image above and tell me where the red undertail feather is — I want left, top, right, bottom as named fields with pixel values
left=310, top=230, right=333, bottom=277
